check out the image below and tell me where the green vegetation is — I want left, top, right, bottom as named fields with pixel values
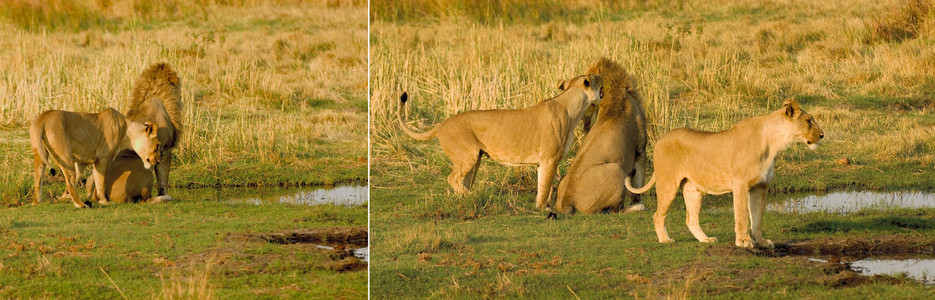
left=0, top=198, right=367, bottom=298
left=371, top=0, right=935, bottom=297
left=0, top=0, right=368, bottom=206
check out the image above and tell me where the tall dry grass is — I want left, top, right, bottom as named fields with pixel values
left=371, top=0, right=935, bottom=176
left=0, top=1, right=366, bottom=204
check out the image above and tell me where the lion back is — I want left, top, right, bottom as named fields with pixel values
left=127, top=63, right=183, bottom=148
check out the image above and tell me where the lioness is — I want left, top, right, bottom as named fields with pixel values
left=89, top=153, right=155, bottom=203
left=625, top=99, right=823, bottom=248
left=31, top=108, right=160, bottom=208
left=556, top=57, right=648, bottom=214
left=398, top=74, right=604, bottom=209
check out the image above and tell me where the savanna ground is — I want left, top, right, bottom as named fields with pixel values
left=370, top=0, right=935, bottom=297
left=0, top=0, right=367, bottom=298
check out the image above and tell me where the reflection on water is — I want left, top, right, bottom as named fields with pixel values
left=314, top=244, right=369, bottom=262
left=809, top=256, right=935, bottom=285
left=851, top=257, right=935, bottom=285
left=234, top=185, right=368, bottom=207
left=769, top=191, right=935, bottom=214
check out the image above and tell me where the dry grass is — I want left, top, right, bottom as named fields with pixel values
left=371, top=0, right=935, bottom=179
left=0, top=1, right=366, bottom=204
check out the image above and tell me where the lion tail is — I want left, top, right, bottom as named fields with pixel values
left=624, top=173, right=655, bottom=194
left=29, top=121, right=51, bottom=168
left=397, top=92, right=440, bottom=141
left=128, top=62, right=184, bottom=148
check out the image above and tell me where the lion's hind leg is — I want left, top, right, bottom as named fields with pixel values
left=446, top=150, right=481, bottom=194
left=683, top=182, right=716, bottom=243
left=653, top=178, right=679, bottom=243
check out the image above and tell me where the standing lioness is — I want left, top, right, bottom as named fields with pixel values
left=31, top=108, right=160, bottom=208
left=398, top=74, right=604, bottom=209
left=625, top=100, right=823, bottom=248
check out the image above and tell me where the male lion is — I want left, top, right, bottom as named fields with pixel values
left=555, top=57, right=648, bottom=214
left=97, top=63, right=183, bottom=203
left=31, top=108, right=160, bottom=208
left=625, top=99, right=823, bottom=248
left=398, top=74, right=604, bottom=209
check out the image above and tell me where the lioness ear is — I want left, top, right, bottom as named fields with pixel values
left=783, top=99, right=801, bottom=118
left=557, top=80, right=567, bottom=91
left=584, top=78, right=590, bottom=88
left=144, top=121, right=157, bottom=137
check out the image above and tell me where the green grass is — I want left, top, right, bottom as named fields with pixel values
left=370, top=162, right=935, bottom=297
left=0, top=196, right=367, bottom=298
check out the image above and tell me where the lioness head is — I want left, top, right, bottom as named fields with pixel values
left=557, top=74, right=604, bottom=105
left=129, top=121, right=161, bottom=169
left=781, top=99, right=824, bottom=150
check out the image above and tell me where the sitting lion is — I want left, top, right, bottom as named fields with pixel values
left=625, top=99, right=823, bottom=248
left=96, top=63, right=183, bottom=203
left=31, top=108, right=160, bottom=208
left=556, top=57, right=648, bottom=214
left=398, top=74, right=604, bottom=209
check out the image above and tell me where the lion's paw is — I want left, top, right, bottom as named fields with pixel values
left=735, top=237, right=754, bottom=248
left=756, top=239, right=775, bottom=249
left=624, top=203, right=646, bottom=213
left=659, top=238, right=676, bottom=243
left=700, top=237, right=717, bottom=243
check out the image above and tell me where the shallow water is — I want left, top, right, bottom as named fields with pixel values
left=810, top=256, right=935, bottom=285
left=191, top=185, right=370, bottom=207
left=238, top=185, right=368, bottom=207
left=315, top=245, right=369, bottom=262
left=851, top=257, right=935, bottom=285
left=769, top=191, right=935, bottom=214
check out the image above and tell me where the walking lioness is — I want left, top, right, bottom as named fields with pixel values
left=398, top=74, right=604, bottom=209
left=625, top=99, right=823, bottom=248
left=556, top=58, right=648, bottom=214
left=31, top=109, right=160, bottom=208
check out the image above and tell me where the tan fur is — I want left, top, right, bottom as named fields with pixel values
left=30, top=109, right=160, bottom=208
left=398, top=74, right=605, bottom=209
left=87, top=153, right=154, bottom=204
left=625, top=100, right=824, bottom=248
left=106, top=63, right=183, bottom=202
left=556, top=58, right=648, bottom=214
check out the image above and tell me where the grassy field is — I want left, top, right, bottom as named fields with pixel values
left=0, top=0, right=368, bottom=207
left=0, top=198, right=368, bottom=298
left=370, top=0, right=935, bottom=297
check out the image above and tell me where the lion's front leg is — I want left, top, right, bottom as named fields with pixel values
left=749, top=184, right=773, bottom=248
left=535, top=160, right=558, bottom=209
left=154, top=151, right=172, bottom=196
left=91, top=162, right=110, bottom=205
left=732, top=185, right=754, bottom=248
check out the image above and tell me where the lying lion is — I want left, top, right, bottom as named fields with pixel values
left=31, top=108, right=161, bottom=208
left=556, top=57, right=648, bottom=214
left=398, top=74, right=604, bottom=209
left=625, top=99, right=823, bottom=248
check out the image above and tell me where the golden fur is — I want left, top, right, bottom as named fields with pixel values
left=556, top=57, right=648, bottom=214
left=106, top=63, right=183, bottom=202
left=398, top=74, right=605, bottom=209
left=31, top=109, right=160, bottom=208
left=625, top=100, right=824, bottom=248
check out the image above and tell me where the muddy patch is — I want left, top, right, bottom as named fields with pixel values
left=221, top=227, right=368, bottom=272
left=753, top=235, right=934, bottom=286
left=770, top=191, right=935, bottom=214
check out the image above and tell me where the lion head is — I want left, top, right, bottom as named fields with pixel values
left=781, top=99, right=824, bottom=150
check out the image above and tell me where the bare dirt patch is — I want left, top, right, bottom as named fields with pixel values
left=247, top=227, right=368, bottom=247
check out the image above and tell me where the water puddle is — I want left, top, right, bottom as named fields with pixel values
left=809, top=256, right=935, bottom=285
left=315, top=245, right=369, bottom=262
left=769, top=191, right=935, bottom=214
left=207, top=185, right=368, bottom=207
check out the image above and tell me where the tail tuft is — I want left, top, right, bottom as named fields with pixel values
left=400, top=92, right=408, bottom=104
